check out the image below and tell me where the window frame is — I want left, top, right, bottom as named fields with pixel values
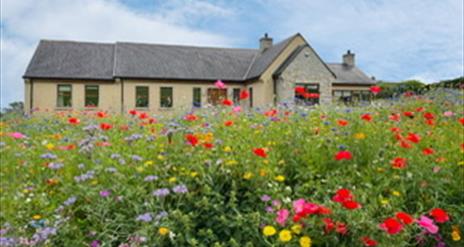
left=160, top=87, right=173, bottom=108
left=233, top=88, right=241, bottom=104
left=294, top=83, right=319, bottom=105
left=248, top=87, right=253, bottom=108
left=84, top=85, right=99, bottom=108
left=135, top=86, right=149, bottom=108
left=193, top=87, right=201, bottom=107
left=56, top=84, right=72, bottom=108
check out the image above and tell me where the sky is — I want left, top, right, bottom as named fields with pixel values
left=1, top=0, right=463, bottom=106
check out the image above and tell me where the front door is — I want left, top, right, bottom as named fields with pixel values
left=207, top=88, right=227, bottom=105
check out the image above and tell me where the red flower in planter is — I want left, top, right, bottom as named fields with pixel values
left=361, top=236, right=378, bottom=246
left=185, top=134, right=199, bottom=147
left=295, top=86, right=306, bottom=95
left=100, top=123, right=112, bottom=130
left=430, top=208, right=449, bottom=223
left=335, top=151, right=352, bottom=161
left=396, top=212, right=414, bottom=225
left=406, top=133, right=421, bottom=143
left=253, top=148, right=267, bottom=158
left=239, top=90, right=249, bottom=100
left=370, top=86, right=382, bottom=95
left=222, top=99, right=233, bottom=106
left=391, top=157, right=407, bottom=169
left=68, top=117, right=80, bottom=125
left=379, top=217, right=403, bottom=234
left=332, top=188, right=353, bottom=203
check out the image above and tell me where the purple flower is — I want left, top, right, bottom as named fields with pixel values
left=90, top=240, right=101, bottom=247
left=47, top=162, right=64, bottom=170
left=144, top=175, right=158, bottom=182
left=64, top=196, right=77, bottom=206
left=131, top=155, right=143, bottom=162
left=272, top=199, right=281, bottom=208
left=265, top=206, right=274, bottom=213
left=172, top=184, right=188, bottom=194
left=0, top=237, right=16, bottom=246
left=40, top=153, right=57, bottom=159
left=100, top=190, right=111, bottom=197
left=260, top=195, right=271, bottom=202
left=136, top=213, right=152, bottom=222
left=152, top=188, right=170, bottom=197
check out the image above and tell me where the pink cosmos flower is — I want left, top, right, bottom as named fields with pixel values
left=214, top=80, right=226, bottom=89
left=417, top=216, right=438, bottom=234
left=443, top=111, right=454, bottom=117
left=293, top=199, right=306, bottom=214
left=233, top=106, right=241, bottom=113
left=8, top=132, right=26, bottom=139
left=275, top=209, right=289, bottom=226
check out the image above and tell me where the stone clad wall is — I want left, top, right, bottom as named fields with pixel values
left=275, top=46, right=334, bottom=105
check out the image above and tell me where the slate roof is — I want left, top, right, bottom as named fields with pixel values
left=327, top=63, right=375, bottom=84
left=24, top=35, right=297, bottom=81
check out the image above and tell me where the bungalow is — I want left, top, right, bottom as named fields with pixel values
left=23, top=33, right=376, bottom=114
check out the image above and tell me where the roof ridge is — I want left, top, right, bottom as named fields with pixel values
left=116, top=41, right=258, bottom=51
left=243, top=51, right=259, bottom=80
left=40, top=39, right=115, bottom=45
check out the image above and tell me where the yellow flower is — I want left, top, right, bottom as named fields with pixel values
left=380, top=199, right=389, bottom=205
left=243, top=172, right=253, bottom=180
left=263, top=159, right=269, bottom=165
left=279, top=229, right=292, bottom=242
left=392, top=191, right=401, bottom=197
left=190, top=172, right=198, bottom=177
left=275, top=175, right=285, bottom=182
left=259, top=169, right=267, bottom=177
left=354, top=133, right=366, bottom=140
left=157, top=155, right=165, bottom=161
left=158, top=227, right=170, bottom=236
left=278, top=160, right=285, bottom=165
left=377, top=168, right=385, bottom=173
left=226, top=160, right=238, bottom=166
left=144, top=160, right=154, bottom=166
left=45, top=143, right=55, bottom=150
left=168, top=177, right=177, bottom=183
left=223, top=146, right=232, bottom=152
left=299, top=236, right=312, bottom=247
left=458, top=161, right=464, bottom=166
left=136, top=166, right=145, bottom=172
left=452, top=230, right=461, bottom=241
left=32, top=214, right=41, bottom=220
left=262, top=226, right=276, bottom=236
left=291, top=224, right=302, bottom=234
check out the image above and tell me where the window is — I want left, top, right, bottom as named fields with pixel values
left=85, top=85, right=99, bottom=107
left=135, top=86, right=149, bottom=108
left=193, top=88, right=201, bottom=107
left=249, top=87, right=253, bottom=107
left=233, top=88, right=241, bottom=104
left=207, top=88, right=227, bottom=106
left=295, top=83, right=319, bottom=105
left=160, top=87, right=173, bottom=108
left=57, top=84, right=72, bottom=107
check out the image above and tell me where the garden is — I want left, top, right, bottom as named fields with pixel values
left=0, top=86, right=463, bottom=246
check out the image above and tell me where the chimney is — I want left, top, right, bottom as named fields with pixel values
left=259, top=33, right=273, bottom=51
left=343, top=50, right=355, bottom=67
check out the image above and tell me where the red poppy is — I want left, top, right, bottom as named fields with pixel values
left=185, top=134, right=199, bottom=146
left=406, top=133, right=421, bottom=143
left=399, top=140, right=412, bottom=149
left=224, top=120, right=234, bottom=126
left=404, top=91, right=414, bottom=97
left=222, top=99, right=233, bottom=106
left=342, top=200, right=361, bottom=210
left=429, top=208, right=449, bottom=223
left=361, top=113, right=372, bottom=122
left=253, top=148, right=267, bottom=158
left=185, top=114, right=198, bottom=121
left=203, top=143, right=214, bottom=149
left=459, top=118, right=464, bottom=125
left=403, top=111, right=414, bottom=118
left=137, top=112, right=147, bottom=119
left=379, top=217, right=403, bottom=234
left=148, top=118, right=157, bottom=124
left=390, top=127, right=401, bottom=133
left=239, top=90, right=249, bottom=100
left=389, top=113, right=401, bottom=121
left=335, top=222, right=348, bottom=235
left=422, top=148, right=435, bottom=155
left=337, top=119, right=349, bottom=126
left=68, top=117, right=80, bottom=125
left=100, top=123, right=112, bottom=130
left=264, top=109, right=278, bottom=117
left=323, top=218, right=335, bottom=233
left=370, top=86, right=382, bottom=95
left=295, top=86, right=306, bottom=95
left=332, top=188, right=353, bottom=203
left=391, top=157, right=407, bottom=169
left=396, top=212, right=414, bottom=225
left=423, top=112, right=435, bottom=120
left=416, top=107, right=425, bottom=112
left=335, top=150, right=352, bottom=161
left=129, top=109, right=138, bottom=115
left=361, top=237, right=378, bottom=247
left=96, top=111, right=107, bottom=118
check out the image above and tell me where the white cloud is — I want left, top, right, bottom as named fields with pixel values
left=1, top=0, right=235, bottom=106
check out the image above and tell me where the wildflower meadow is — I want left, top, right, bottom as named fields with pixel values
left=0, top=86, right=463, bottom=246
